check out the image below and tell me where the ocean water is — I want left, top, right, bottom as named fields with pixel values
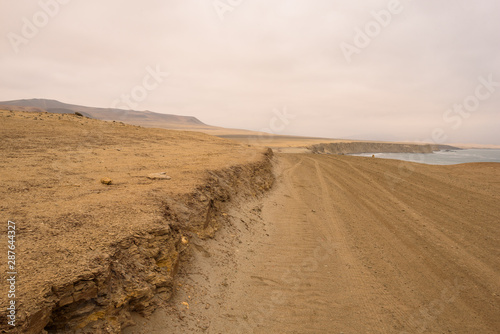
left=353, top=149, right=500, bottom=165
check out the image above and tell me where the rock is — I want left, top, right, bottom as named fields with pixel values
left=100, top=178, right=112, bottom=185
left=147, top=173, right=171, bottom=180
left=73, top=285, right=98, bottom=302
left=58, top=294, right=74, bottom=307
left=181, top=236, right=189, bottom=245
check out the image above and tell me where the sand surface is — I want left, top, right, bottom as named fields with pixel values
left=127, top=154, right=500, bottom=333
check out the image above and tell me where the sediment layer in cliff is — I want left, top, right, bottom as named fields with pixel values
left=309, top=141, right=458, bottom=155
left=0, top=110, right=274, bottom=333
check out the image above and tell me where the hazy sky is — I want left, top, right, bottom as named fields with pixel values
left=1, top=0, right=499, bottom=144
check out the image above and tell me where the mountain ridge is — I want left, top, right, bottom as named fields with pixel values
left=0, top=98, right=207, bottom=128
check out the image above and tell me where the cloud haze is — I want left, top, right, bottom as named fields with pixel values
left=1, top=0, right=499, bottom=144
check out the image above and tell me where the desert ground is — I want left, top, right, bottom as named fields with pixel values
left=1, top=110, right=499, bottom=333
left=0, top=109, right=273, bottom=333
left=125, top=154, right=500, bottom=334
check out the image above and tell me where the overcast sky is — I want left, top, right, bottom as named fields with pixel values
left=1, top=0, right=499, bottom=144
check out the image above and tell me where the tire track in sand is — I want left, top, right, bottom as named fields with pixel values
left=129, top=153, right=500, bottom=333
left=230, top=154, right=498, bottom=333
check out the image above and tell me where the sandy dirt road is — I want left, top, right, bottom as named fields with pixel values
left=128, top=153, right=499, bottom=334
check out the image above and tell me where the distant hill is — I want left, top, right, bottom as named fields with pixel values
left=1, top=99, right=477, bottom=151
left=0, top=98, right=212, bottom=131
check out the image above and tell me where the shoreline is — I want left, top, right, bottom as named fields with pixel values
left=350, top=148, right=500, bottom=165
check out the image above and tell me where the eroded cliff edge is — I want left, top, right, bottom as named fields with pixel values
left=2, top=152, right=274, bottom=334
left=0, top=110, right=274, bottom=334
left=309, top=142, right=458, bottom=155
left=47, top=152, right=273, bottom=333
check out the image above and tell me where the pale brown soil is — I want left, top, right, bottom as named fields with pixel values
left=0, top=110, right=272, bottom=333
left=128, top=154, right=500, bottom=333
left=1, top=109, right=499, bottom=333
left=0, top=100, right=269, bottom=138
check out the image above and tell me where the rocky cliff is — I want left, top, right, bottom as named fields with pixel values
left=309, top=142, right=458, bottom=155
